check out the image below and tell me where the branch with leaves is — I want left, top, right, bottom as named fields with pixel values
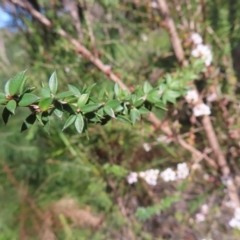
left=0, top=71, right=187, bottom=134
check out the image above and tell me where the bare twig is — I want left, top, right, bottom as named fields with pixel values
left=157, top=0, right=186, bottom=65
left=9, top=0, right=222, bottom=181
left=63, top=0, right=84, bottom=40
left=157, top=0, right=240, bottom=206
left=177, top=136, right=218, bottom=169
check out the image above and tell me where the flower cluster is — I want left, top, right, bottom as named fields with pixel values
left=127, top=172, right=138, bottom=184
left=195, top=204, right=209, bottom=223
left=160, top=168, right=176, bottom=182
left=193, top=103, right=211, bottom=117
left=185, top=89, right=199, bottom=104
left=229, top=207, right=240, bottom=230
left=190, top=33, right=213, bottom=66
left=185, top=89, right=211, bottom=117
left=126, top=163, right=189, bottom=186
left=139, top=169, right=160, bottom=186
left=177, top=163, right=190, bottom=179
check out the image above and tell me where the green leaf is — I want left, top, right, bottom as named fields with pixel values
left=2, top=107, right=12, bottom=124
left=81, top=103, right=102, bottom=113
left=41, top=111, right=49, bottom=125
left=130, top=108, right=140, bottom=124
left=48, top=71, right=58, bottom=94
left=4, top=80, right=10, bottom=95
left=39, top=97, right=53, bottom=112
left=41, top=87, right=51, bottom=98
left=18, top=93, right=40, bottom=107
left=75, top=114, right=84, bottom=133
left=23, top=86, right=35, bottom=94
left=19, top=75, right=28, bottom=94
left=55, top=91, right=73, bottom=99
left=117, top=115, right=132, bottom=124
left=85, top=83, right=96, bottom=93
left=89, top=96, right=102, bottom=104
left=143, top=81, right=153, bottom=94
left=0, top=93, right=7, bottom=104
left=134, top=97, right=145, bottom=107
left=104, top=105, right=115, bottom=118
left=62, top=103, right=76, bottom=114
left=105, top=100, right=121, bottom=110
left=64, top=96, right=78, bottom=103
left=21, top=114, right=37, bottom=132
left=138, top=106, right=149, bottom=114
left=5, top=71, right=26, bottom=96
left=6, top=100, right=17, bottom=114
left=68, top=84, right=81, bottom=97
left=164, top=90, right=181, bottom=99
left=114, top=83, right=121, bottom=97
left=147, top=90, right=160, bottom=103
left=53, top=101, right=63, bottom=118
left=154, top=102, right=167, bottom=110
left=62, top=115, right=77, bottom=131
left=77, top=93, right=89, bottom=108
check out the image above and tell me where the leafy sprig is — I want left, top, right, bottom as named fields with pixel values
left=0, top=71, right=188, bottom=134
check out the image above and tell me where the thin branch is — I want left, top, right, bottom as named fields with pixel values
left=9, top=0, right=220, bottom=181
left=157, top=0, right=186, bottom=65
left=157, top=0, right=240, bottom=206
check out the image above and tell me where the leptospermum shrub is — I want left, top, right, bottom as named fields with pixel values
left=0, top=69, right=195, bottom=133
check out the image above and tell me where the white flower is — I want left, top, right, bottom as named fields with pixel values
left=177, top=163, right=189, bottom=180
left=229, top=218, right=240, bottom=230
left=225, top=200, right=237, bottom=209
left=221, top=175, right=233, bottom=186
left=150, top=1, right=158, bottom=8
left=191, top=33, right=203, bottom=45
left=143, top=143, right=151, bottom=152
left=185, top=89, right=199, bottom=104
left=191, top=44, right=211, bottom=57
left=139, top=169, right=159, bottom=186
left=141, top=34, right=148, bottom=42
left=207, top=93, right=217, bottom=102
left=191, top=44, right=213, bottom=66
left=127, top=172, right=138, bottom=184
left=195, top=213, right=205, bottom=222
left=201, top=204, right=209, bottom=215
left=160, top=168, right=176, bottom=182
left=234, top=208, right=240, bottom=220
left=193, top=103, right=211, bottom=117
left=156, top=135, right=171, bottom=144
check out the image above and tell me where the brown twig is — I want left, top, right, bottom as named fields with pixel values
left=9, top=0, right=221, bottom=181
left=157, top=0, right=240, bottom=206
left=157, top=0, right=186, bottom=66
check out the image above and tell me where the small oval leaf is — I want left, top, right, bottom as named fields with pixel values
left=21, top=114, right=37, bottom=132
left=104, top=105, right=115, bottom=118
left=77, top=93, right=89, bottom=108
left=39, top=97, right=53, bottom=112
left=2, top=107, right=12, bottom=125
left=5, top=71, right=26, bottom=96
left=49, top=71, right=58, bottom=94
left=62, top=115, right=77, bottom=131
left=6, top=100, right=17, bottom=114
left=41, top=87, right=51, bottom=98
left=68, top=84, right=81, bottom=97
left=75, top=114, right=84, bottom=133
left=81, top=103, right=102, bottom=113
left=18, top=93, right=40, bottom=107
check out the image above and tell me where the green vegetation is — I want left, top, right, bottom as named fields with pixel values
left=1, top=0, right=240, bottom=239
